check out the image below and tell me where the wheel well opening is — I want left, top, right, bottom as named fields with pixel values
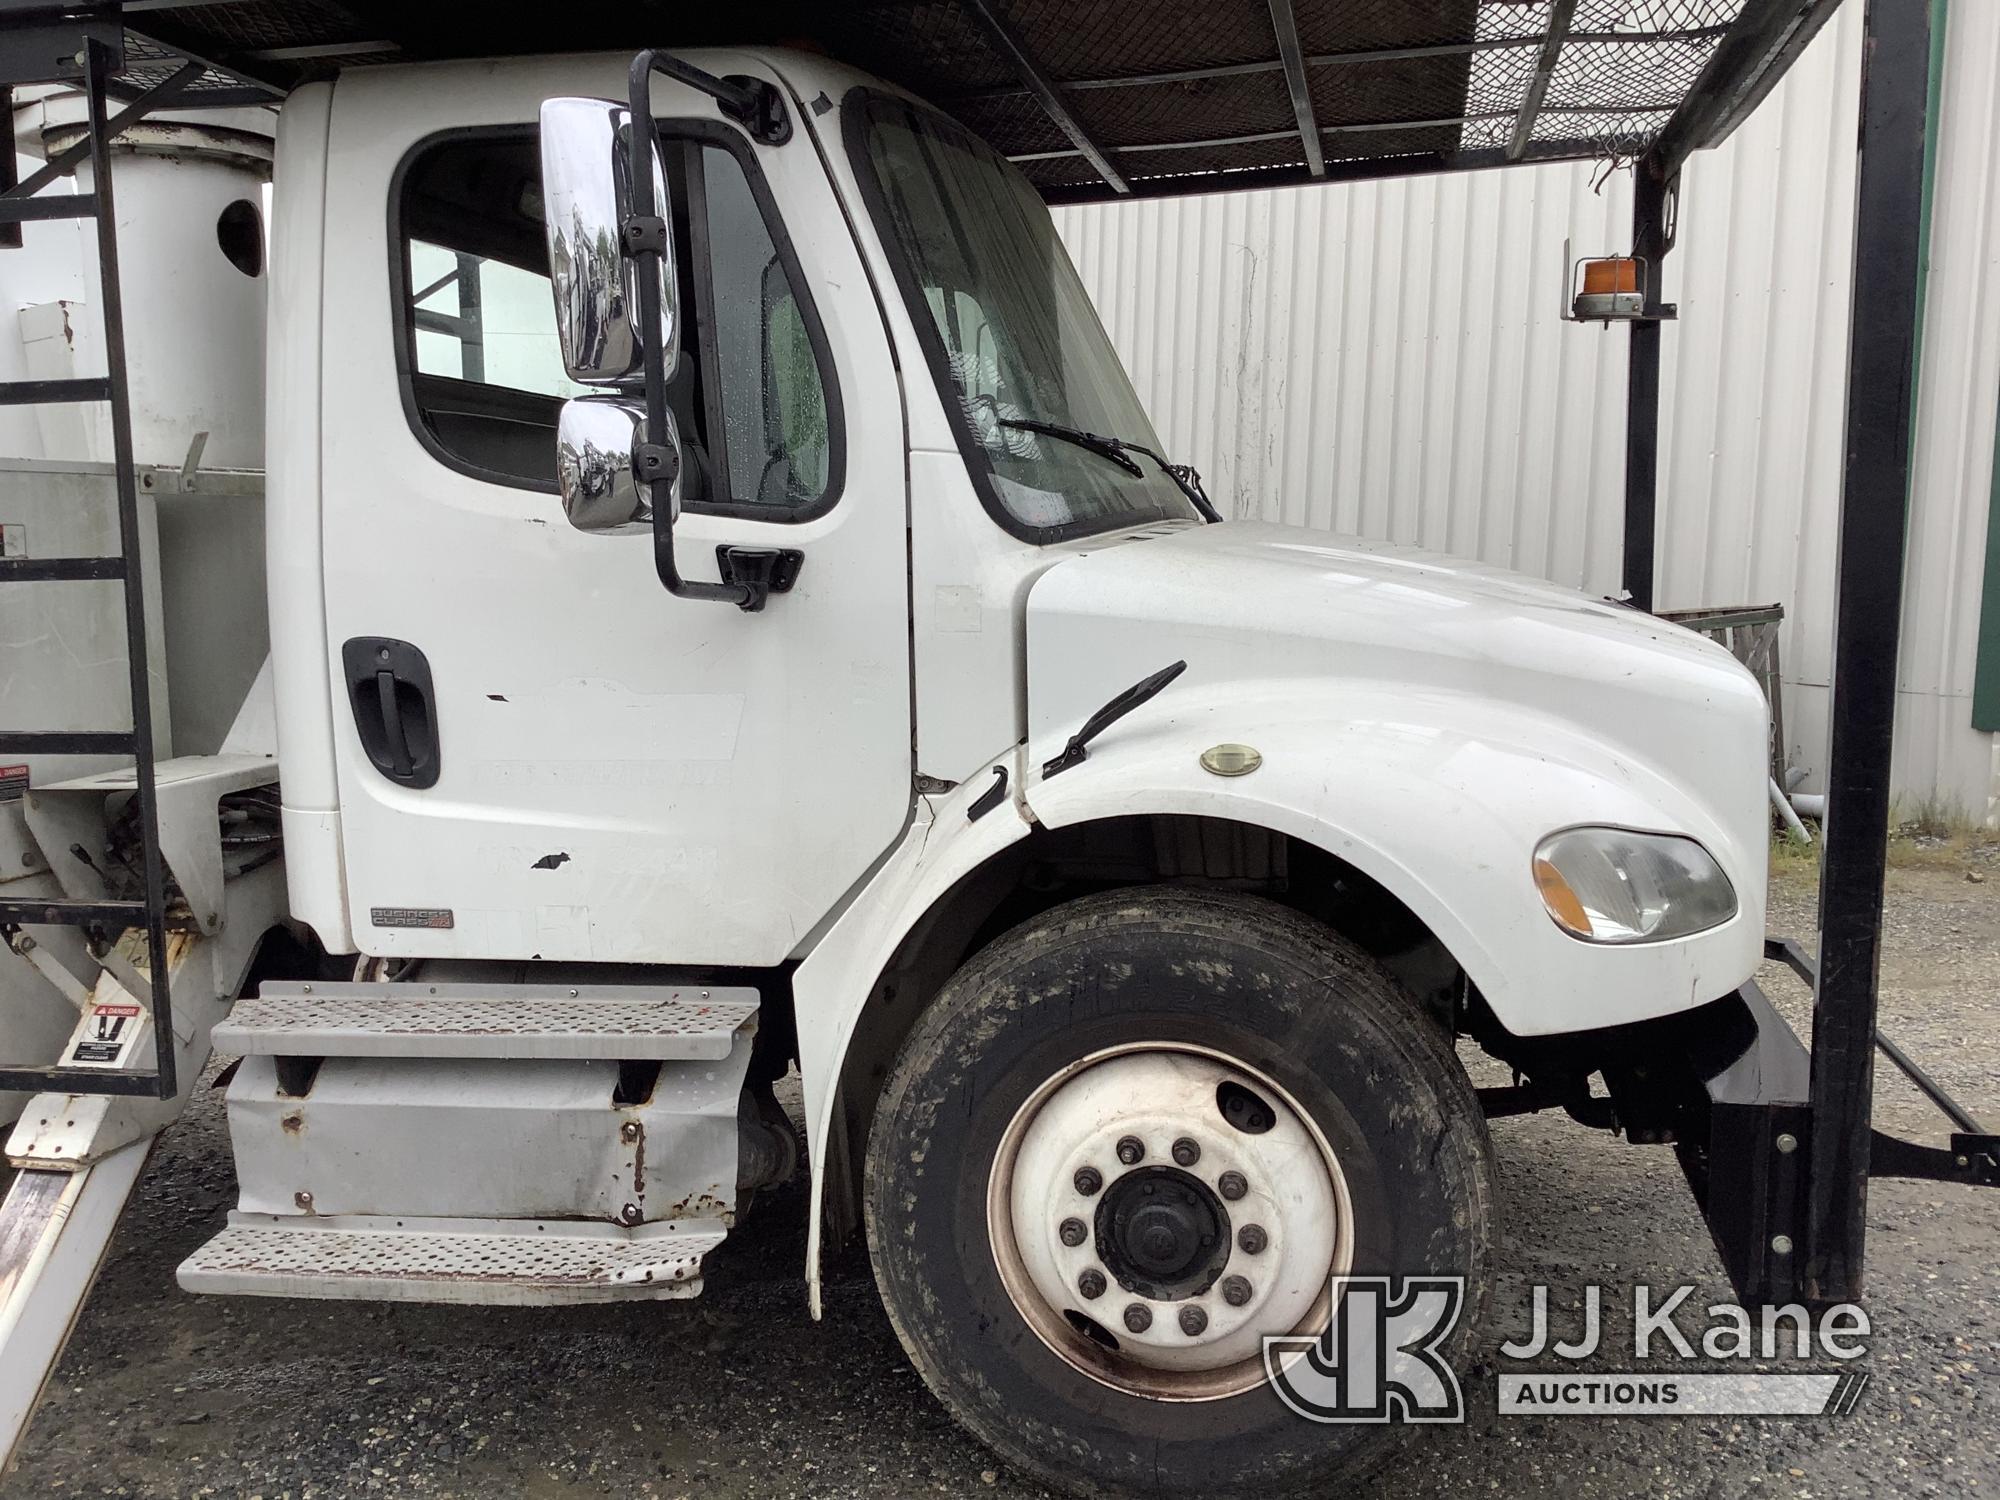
left=822, top=813, right=1467, bottom=1244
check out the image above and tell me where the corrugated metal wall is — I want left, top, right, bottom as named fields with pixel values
left=1055, top=0, right=2000, bottom=824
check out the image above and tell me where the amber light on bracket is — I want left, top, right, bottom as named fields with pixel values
left=1580, top=258, right=1640, bottom=295
left=1561, top=241, right=1653, bottom=325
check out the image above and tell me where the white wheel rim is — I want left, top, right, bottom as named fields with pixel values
left=987, top=1041, right=1352, bottom=1402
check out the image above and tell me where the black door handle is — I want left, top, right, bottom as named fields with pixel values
left=342, top=637, right=441, bottom=788
left=375, top=670, right=413, bottom=779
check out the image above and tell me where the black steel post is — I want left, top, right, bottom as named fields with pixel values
left=1622, top=164, right=1672, bottom=611
left=1806, top=0, right=1934, bottom=1305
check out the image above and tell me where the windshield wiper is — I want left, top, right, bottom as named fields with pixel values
left=998, top=417, right=1144, bottom=478
left=997, top=418, right=1221, bottom=523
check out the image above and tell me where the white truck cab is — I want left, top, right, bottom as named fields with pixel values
left=2, top=40, right=1771, bottom=1499
left=272, top=46, right=1763, bottom=994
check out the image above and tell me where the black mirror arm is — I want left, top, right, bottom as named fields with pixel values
left=624, top=49, right=772, bottom=610
left=632, top=50, right=790, bottom=147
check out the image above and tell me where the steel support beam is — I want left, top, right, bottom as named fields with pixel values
left=1806, top=0, right=1934, bottom=1307
left=1507, top=0, right=1576, bottom=160
left=1266, top=0, right=1324, bottom=176
left=1622, top=165, right=1674, bottom=610
left=1008, top=102, right=1682, bottom=166
left=950, top=27, right=1731, bottom=103
left=1654, top=0, right=1845, bottom=173
left=963, top=0, right=1128, bottom=194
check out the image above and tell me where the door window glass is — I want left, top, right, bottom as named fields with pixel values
left=394, top=130, right=838, bottom=516
left=696, top=148, right=831, bottom=509
left=410, top=242, right=590, bottom=398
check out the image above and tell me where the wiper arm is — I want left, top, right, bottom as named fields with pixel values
left=997, top=418, right=1221, bottom=523
left=998, top=417, right=1144, bottom=478
left=1111, top=438, right=1221, bottom=523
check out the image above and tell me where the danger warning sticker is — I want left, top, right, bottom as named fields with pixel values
left=0, top=764, right=26, bottom=802
left=69, top=1002, right=142, bottom=1066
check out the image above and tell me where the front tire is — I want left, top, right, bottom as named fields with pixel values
left=864, top=887, right=1494, bottom=1498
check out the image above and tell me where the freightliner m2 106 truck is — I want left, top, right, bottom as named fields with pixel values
left=7, top=4, right=1967, bottom=1494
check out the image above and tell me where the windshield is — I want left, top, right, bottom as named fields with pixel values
left=849, top=93, right=1201, bottom=542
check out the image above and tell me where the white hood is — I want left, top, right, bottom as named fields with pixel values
left=1024, top=521, right=1769, bottom=835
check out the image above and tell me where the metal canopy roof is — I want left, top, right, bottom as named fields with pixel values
left=85, top=0, right=1840, bottom=200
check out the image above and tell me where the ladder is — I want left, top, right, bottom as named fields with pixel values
left=0, top=36, right=173, bottom=1100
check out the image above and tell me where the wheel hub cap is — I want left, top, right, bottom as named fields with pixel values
left=988, top=1044, right=1351, bottom=1401
left=1096, top=1166, right=1228, bottom=1298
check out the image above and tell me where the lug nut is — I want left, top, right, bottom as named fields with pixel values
left=1178, top=1305, right=1208, bottom=1336
left=1171, top=1137, right=1201, bottom=1166
left=1116, top=1136, right=1145, bottom=1166
left=1078, top=1268, right=1106, bottom=1299
left=1237, top=1223, right=1268, bottom=1255
left=1218, top=1170, right=1248, bottom=1201
left=1220, top=1275, right=1252, bottom=1307
left=1059, top=1217, right=1088, bottom=1248
left=1123, top=1303, right=1153, bottom=1333
left=1074, top=1165, right=1103, bottom=1196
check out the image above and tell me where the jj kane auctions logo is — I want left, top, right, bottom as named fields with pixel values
left=1263, top=1278, right=1872, bottom=1422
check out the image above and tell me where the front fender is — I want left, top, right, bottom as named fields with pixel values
left=793, top=681, right=1763, bottom=1309
left=792, top=747, right=1033, bottom=1315
left=1022, top=679, right=1764, bottom=1036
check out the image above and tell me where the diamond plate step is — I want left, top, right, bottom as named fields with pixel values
left=177, top=1213, right=727, bottom=1305
left=213, top=982, right=758, bottom=1060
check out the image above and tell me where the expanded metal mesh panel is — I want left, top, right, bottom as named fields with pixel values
left=1008, top=0, right=1284, bottom=78
left=1310, top=55, right=1487, bottom=129
left=955, top=89, right=1077, bottom=158
left=1530, top=106, right=1677, bottom=154
left=1549, top=37, right=1725, bottom=113
left=67, top=0, right=1840, bottom=202
left=808, top=1, right=1018, bottom=92
left=1073, top=72, right=1299, bottom=151
left=1461, top=42, right=1541, bottom=117
left=1573, top=0, right=1739, bottom=29
left=1294, top=0, right=1490, bottom=51
left=144, top=1, right=355, bottom=52
left=1473, top=1, right=1555, bottom=42
left=116, top=32, right=252, bottom=98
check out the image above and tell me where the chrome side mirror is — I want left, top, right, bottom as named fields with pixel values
left=540, top=55, right=768, bottom=609
left=538, top=96, right=677, bottom=385
left=555, top=396, right=680, bottom=533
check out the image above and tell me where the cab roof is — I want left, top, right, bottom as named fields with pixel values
left=106, top=0, right=1844, bottom=202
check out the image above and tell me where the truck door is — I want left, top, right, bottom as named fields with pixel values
left=315, top=58, right=911, bottom=965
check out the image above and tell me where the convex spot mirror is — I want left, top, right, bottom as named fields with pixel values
left=555, top=397, right=682, bottom=534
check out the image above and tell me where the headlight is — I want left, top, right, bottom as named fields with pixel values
left=1532, top=827, right=1737, bottom=944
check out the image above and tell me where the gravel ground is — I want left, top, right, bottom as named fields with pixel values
left=3, top=855, right=1996, bottom=1499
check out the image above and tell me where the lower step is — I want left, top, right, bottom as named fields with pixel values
left=177, top=1213, right=727, bottom=1305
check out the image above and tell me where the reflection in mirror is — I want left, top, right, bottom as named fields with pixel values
left=539, top=96, right=677, bottom=385
left=555, top=395, right=682, bottom=533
